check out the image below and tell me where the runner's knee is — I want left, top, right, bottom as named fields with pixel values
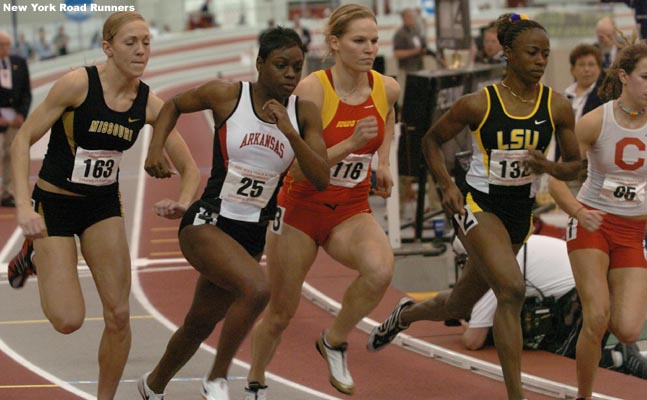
left=364, top=263, right=393, bottom=294
left=610, top=316, right=643, bottom=343
left=264, top=306, right=297, bottom=335
left=445, top=297, right=473, bottom=319
left=582, top=309, right=610, bottom=340
left=103, top=303, right=130, bottom=332
left=240, top=280, right=270, bottom=315
left=48, top=312, right=84, bottom=334
left=494, top=281, right=526, bottom=310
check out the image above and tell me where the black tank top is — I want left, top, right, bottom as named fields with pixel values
left=39, top=66, right=149, bottom=196
left=468, top=84, right=554, bottom=199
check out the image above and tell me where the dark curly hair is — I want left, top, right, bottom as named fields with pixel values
left=258, top=26, right=304, bottom=60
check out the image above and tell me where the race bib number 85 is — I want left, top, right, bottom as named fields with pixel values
left=600, top=174, right=646, bottom=206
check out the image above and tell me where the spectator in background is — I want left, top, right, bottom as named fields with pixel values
left=564, top=44, right=604, bottom=122
left=148, top=21, right=160, bottom=40
left=415, top=7, right=427, bottom=42
left=595, top=17, right=619, bottom=69
left=474, top=24, right=505, bottom=64
left=293, top=15, right=311, bottom=52
left=0, top=31, right=31, bottom=208
left=258, top=19, right=276, bottom=45
left=13, top=33, right=33, bottom=61
left=53, top=26, right=69, bottom=56
left=561, top=44, right=604, bottom=196
left=90, top=31, right=102, bottom=49
left=33, top=28, right=55, bottom=60
left=393, top=8, right=428, bottom=75
left=623, top=0, right=647, bottom=40
left=200, top=0, right=216, bottom=26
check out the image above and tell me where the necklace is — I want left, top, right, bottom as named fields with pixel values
left=338, top=83, right=360, bottom=102
left=500, top=81, right=537, bottom=104
left=617, top=100, right=647, bottom=116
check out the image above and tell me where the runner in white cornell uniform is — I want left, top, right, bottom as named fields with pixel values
left=137, top=27, right=329, bottom=400
left=549, top=41, right=647, bottom=400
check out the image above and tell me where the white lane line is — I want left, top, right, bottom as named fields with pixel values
left=130, top=82, right=340, bottom=400
left=0, top=337, right=94, bottom=399
left=301, top=282, right=621, bottom=400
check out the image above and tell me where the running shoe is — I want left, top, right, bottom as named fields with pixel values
left=137, top=372, right=165, bottom=400
left=202, top=377, right=229, bottom=400
left=7, top=238, right=36, bottom=288
left=367, top=297, right=415, bottom=352
left=618, top=343, right=647, bottom=379
left=244, top=381, right=268, bottom=400
left=315, top=332, right=354, bottom=395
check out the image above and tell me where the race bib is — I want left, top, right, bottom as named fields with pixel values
left=453, top=204, right=478, bottom=236
left=488, top=149, right=533, bottom=186
left=330, top=153, right=372, bottom=188
left=71, top=147, right=122, bottom=186
left=270, top=205, right=286, bottom=234
left=600, top=174, right=646, bottom=206
left=565, top=217, right=578, bottom=241
left=220, top=161, right=280, bottom=208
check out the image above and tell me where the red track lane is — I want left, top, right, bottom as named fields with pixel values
left=0, top=352, right=80, bottom=400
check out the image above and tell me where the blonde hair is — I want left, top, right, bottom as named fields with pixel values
left=324, top=4, right=376, bottom=54
left=103, top=11, right=146, bottom=42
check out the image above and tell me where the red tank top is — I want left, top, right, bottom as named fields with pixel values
left=282, top=69, right=389, bottom=204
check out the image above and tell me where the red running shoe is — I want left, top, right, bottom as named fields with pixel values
left=8, top=239, right=36, bottom=288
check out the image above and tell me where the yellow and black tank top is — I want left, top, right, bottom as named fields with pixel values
left=466, top=83, right=554, bottom=199
left=39, top=66, right=148, bottom=196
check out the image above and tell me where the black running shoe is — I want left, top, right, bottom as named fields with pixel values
left=367, top=297, right=415, bottom=352
left=618, top=343, right=647, bottom=379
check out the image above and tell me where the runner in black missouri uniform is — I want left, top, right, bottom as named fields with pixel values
left=8, top=12, right=200, bottom=400
left=137, top=26, right=329, bottom=400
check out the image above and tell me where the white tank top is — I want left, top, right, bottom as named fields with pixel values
left=577, top=101, right=647, bottom=216
left=217, top=82, right=299, bottom=222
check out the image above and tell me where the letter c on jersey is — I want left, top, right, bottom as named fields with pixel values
left=615, top=137, right=646, bottom=171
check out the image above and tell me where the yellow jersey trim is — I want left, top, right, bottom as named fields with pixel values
left=493, top=83, right=544, bottom=119
left=472, top=88, right=491, bottom=176
left=62, top=110, right=76, bottom=155
left=314, top=70, right=339, bottom=129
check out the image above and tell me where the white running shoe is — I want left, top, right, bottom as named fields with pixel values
left=367, top=297, right=415, bottom=352
left=202, top=377, right=229, bottom=400
left=244, top=381, right=268, bottom=400
left=315, top=332, right=354, bottom=395
left=137, top=372, right=165, bottom=400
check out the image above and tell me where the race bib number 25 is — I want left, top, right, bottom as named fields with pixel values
left=220, top=161, right=280, bottom=208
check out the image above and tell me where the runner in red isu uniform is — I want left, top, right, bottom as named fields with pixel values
left=245, top=4, right=400, bottom=398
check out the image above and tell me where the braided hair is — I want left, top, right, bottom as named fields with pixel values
left=495, top=13, right=546, bottom=51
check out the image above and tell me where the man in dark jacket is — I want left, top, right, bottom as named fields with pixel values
left=0, top=31, right=31, bottom=207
